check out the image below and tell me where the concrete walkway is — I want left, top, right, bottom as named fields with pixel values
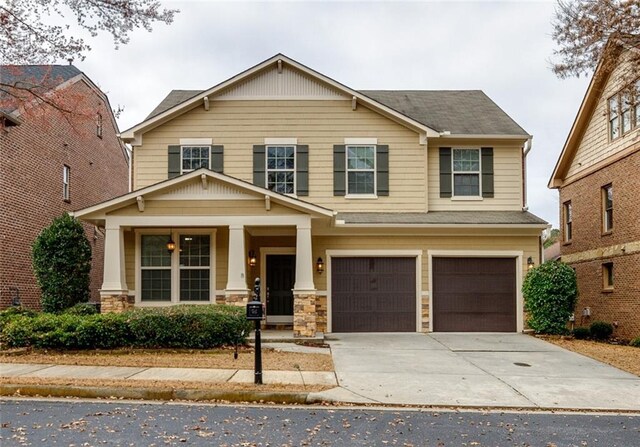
left=317, top=333, right=640, bottom=410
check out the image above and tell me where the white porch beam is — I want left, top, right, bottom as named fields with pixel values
left=100, top=224, right=128, bottom=295
left=225, top=225, right=248, bottom=293
left=293, top=220, right=315, bottom=291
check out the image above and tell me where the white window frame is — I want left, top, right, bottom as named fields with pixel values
left=451, top=148, right=482, bottom=199
left=265, top=145, right=297, bottom=195
left=135, top=228, right=217, bottom=306
left=139, top=232, right=172, bottom=303
left=345, top=144, right=377, bottom=197
left=63, top=165, right=70, bottom=201
left=180, top=145, right=211, bottom=174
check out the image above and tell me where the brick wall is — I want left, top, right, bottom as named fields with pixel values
left=0, top=78, right=129, bottom=309
left=559, top=148, right=640, bottom=339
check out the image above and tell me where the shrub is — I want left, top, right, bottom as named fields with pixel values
left=590, top=321, right=614, bottom=341
left=32, top=213, right=92, bottom=313
left=630, top=337, right=640, bottom=348
left=572, top=327, right=590, bottom=340
left=523, top=261, right=578, bottom=334
left=0, top=306, right=38, bottom=330
left=0, top=305, right=252, bottom=350
left=64, top=303, right=99, bottom=316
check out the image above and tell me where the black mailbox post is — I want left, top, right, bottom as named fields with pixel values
left=246, top=278, right=265, bottom=384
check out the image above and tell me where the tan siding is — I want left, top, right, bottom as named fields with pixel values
left=427, top=143, right=523, bottom=211
left=134, top=100, right=427, bottom=212
left=124, top=230, right=135, bottom=291
left=567, top=56, right=640, bottom=177
left=108, top=200, right=301, bottom=217
left=312, top=233, right=540, bottom=291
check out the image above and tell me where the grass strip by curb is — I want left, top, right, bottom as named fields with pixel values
left=0, top=384, right=310, bottom=405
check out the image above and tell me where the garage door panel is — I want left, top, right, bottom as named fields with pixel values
left=332, top=257, right=416, bottom=332
left=433, top=257, right=516, bottom=332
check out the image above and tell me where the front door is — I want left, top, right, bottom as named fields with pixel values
left=266, top=254, right=295, bottom=324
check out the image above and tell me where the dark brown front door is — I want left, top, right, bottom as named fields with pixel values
left=266, top=254, right=295, bottom=322
left=332, top=257, right=416, bottom=332
left=432, top=257, right=516, bottom=332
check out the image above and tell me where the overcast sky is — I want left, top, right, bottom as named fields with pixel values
left=72, top=0, right=591, bottom=228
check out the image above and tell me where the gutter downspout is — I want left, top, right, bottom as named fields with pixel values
left=522, top=137, right=532, bottom=211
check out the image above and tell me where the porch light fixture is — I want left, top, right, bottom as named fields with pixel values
left=527, top=256, right=535, bottom=270
left=166, top=231, right=176, bottom=254
left=248, top=250, right=257, bottom=268
left=316, top=257, right=325, bottom=274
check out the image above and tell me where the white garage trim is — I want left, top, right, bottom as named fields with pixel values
left=427, top=250, right=524, bottom=333
left=326, top=249, right=422, bottom=333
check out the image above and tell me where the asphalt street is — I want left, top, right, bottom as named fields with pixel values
left=1, top=399, right=639, bottom=446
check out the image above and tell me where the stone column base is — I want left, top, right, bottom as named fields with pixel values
left=100, top=294, right=133, bottom=314
left=225, top=293, right=250, bottom=306
left=293, top=292, right=316, bottom=337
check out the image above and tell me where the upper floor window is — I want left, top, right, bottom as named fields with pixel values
left=181, top=146, right=210, bottom=173
left=609, top=81, right=640, bottom=140
left=602, top=184, right=613, bottom=233
left=346, top=145, right=376, bottom=195
left=563, top=201, right=572, bottom=242
left=453, top=149, right=480, bottom=197
left=96, top=113, right=103, bottom=139
left=266, top=145, right=295, bottom=194
left=63, top=165, right=70, bottom=201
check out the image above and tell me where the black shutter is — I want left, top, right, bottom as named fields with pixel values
left=211, top=145, right=224, bottom=173
left=376, top=145, right=389, bottom=196
left=168, top=145, right=181, bottom=178
left=333, top=145, right=346, bottom=196
left=481, top=147, right=494, bottom=198
left=296, top=145, right=309, bottom=196
left=439, top=147, right=452, bottom=198
left=253, top=145, right=266, bottom=187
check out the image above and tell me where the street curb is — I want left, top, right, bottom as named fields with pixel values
left=0, top=384, right=310, bottom=404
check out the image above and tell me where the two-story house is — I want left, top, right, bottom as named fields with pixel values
left=74, top=55, right=546, bottom=337
left=549, top=42, right=640, bottom=339
left=0, top=65, right=129, bottom=309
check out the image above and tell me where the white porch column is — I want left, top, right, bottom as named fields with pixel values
left=293, top=222, right=315, bottom=291
left=100, top=224, right=128, bottom=295
left=225, top=224, right=249, bottom=301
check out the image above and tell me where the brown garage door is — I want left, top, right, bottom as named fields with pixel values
left=432, top=257, right=516, bottom=332
left=332, top=257, right=416, bottom=332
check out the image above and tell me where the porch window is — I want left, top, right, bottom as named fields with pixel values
left=346, top=145, right=375, bottom=195
left=266, top=145, right=295, bottom=194
left=141, top=235, right=172, bottom=301
left=181, top=146, right=210, bottom=173
left=452, top=149, right=480, bottom=196
left=179, top=235, right=210, bottom=301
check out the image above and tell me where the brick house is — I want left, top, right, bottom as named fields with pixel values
left=75, top=54, right=546, bottom=337
left=549, top=42, right=640, bottom=339
left=0, top=65, right=129, bottom=309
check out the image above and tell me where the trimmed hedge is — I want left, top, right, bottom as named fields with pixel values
left=572, top=327, right=590, bottom=340
left=630, top=337, right=640, bottom=348
left=589, top=321, right=614, bottom=341
left=0, top=305, right=253, bottom=350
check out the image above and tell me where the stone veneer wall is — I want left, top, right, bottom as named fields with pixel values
left=225, top=293, right=250, bottom=306
left=316, top=295, right=327, bottom=333
left=293, top=293, right=316, bottom=337
left=101, top=295, right=134, bottom=313
left=421, top=296, right=430, bottom=332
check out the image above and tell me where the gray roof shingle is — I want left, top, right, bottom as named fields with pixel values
left=337, top=211, right=547, bottom=225
left=144, top=89, right=528, bottom=136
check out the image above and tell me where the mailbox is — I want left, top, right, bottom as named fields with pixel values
left=246, top=300, right=264, bottom=320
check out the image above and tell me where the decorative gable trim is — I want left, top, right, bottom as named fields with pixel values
left=152, top=177, right=255, bottom=201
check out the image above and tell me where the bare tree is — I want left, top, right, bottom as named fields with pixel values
left=551, top=0, right=640, bottom=80
left=0, top=0, right=177, bottom=123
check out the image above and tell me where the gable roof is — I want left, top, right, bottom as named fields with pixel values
left=73, top=167, right=336, bottom=222
left=0, top=65, right=82, bottom=113
left=145, top=88, right=529, bottom=137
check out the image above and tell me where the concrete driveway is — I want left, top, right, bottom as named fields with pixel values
left=316, top=333, right=640, bottom=410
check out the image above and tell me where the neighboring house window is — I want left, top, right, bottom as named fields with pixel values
left=621, top=90, right=633, bottom=134
left=609, top=81, right=640, bottom=140
left=96, top=113, right=103, bottom=138
left=140, top=235, right=172, bottom=302
left=609, top=95, right=620, bottom=140
left=563, top=201, right=572, bottom=242
left=346, top=145, right=375, bottom=195
left=62, top=165, right=70, bottom=201
left=452, top=149, right=480, bottom=196
left=602, top=262, right=614, bottom=290
left=602, top=184, right=613, bottom=233
left=635, top=80, right=640, bottom=127
left=181, top=146, right=210, bottom=173
left=266, top=145, right=295, bottom=194
left=179, top=235, right=210, bottom=301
